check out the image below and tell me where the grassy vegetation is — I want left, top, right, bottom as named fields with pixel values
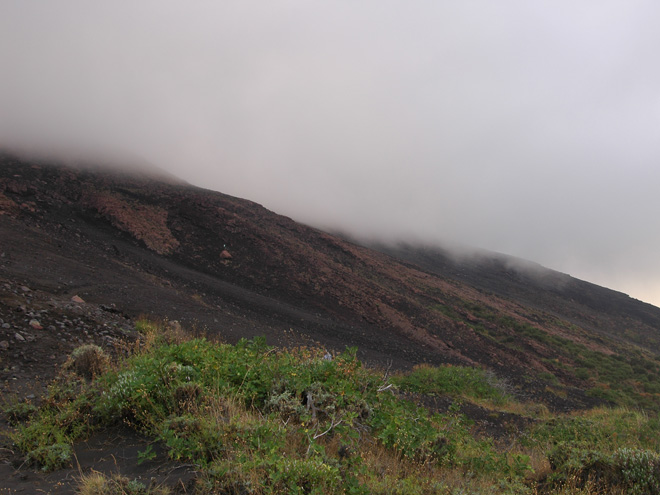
left=4, top=319, right=660, bottom=494
left=392, top=363, right=511, bottom=406
left=76, top=472, right=172, bottom=495
left=432, top=299, right=660, bottom=411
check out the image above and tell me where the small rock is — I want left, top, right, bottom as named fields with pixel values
left=0, top=341, right=9, bottom=350
left=26, top=394, right=35, bottom=400
left=71, top=295, right=85, bottom=303
left=14, top=332, right=25, bottom=342
left=20, top=286, right=30, bottom=292
left=29, top=319, right=42, bottom=330
left=220, top=249, right=233, bottom=260
left=1, top=323, right=10, bottom=329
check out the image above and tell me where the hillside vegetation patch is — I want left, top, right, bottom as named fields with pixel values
left=4, top=319, right=660, bottom=494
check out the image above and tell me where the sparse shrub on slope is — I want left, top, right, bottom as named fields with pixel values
left=9, top=376, right=97, bottom=471
left=64, top=343, right=111, bottom=379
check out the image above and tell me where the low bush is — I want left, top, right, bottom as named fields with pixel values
left=25, top=442, right=73, bottom=472
left=3, top=399, right=37, bottom=425
left=65, top=344, right=111, bottom=379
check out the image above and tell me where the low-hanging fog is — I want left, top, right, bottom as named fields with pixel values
left=2, top=2, right=660, bottom=306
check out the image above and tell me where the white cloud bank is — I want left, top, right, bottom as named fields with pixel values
left=2, top=1, right=660, bottom=305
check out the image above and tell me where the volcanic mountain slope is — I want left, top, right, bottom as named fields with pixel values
left=366, top=241, right=660, bottom=354
left=2, top=150, right=660, bottom=411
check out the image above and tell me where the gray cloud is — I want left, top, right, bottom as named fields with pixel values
left=2, top=1, right=660, bottom=305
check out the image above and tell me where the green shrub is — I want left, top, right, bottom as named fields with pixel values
left=66, top=344, right=110, bottom=379
left=3, top=400, right=37, bottom=425
left=615, top=448, right=660, bottom=494
left=26, top=442, right=73, bottom=472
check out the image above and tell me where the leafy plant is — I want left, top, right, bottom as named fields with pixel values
left=137, top=445, right=157, bottom=465
left=26, top=442, right=73, bottom=472
left=3, top=399, right=37, bottom=425
left=615, top=448, right=660, bottom=494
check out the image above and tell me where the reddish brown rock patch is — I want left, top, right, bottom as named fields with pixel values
left=81, top=191, right=179, bottom=255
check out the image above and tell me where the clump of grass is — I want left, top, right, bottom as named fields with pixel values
left=63, top=344, right=111, bottom=379
left=77, top=471, right=171, bottom=495
left=392, top=363, right=512, bottom=406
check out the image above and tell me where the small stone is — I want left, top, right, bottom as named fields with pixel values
left=14, top=333, right=25, bottom=342
left=26, top=394, right=35, bottom=400
left=29, top=319, right=42, bottom=330
left=71, top=295, right=85, bottom=303
left=20, top=286, right=30, bottom=292
left=1, top=323, right=10, bottom=329
left=0, top=341, right=9, bottom=350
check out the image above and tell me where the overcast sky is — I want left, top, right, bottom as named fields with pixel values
left=2, top=1, right=660, bottom=306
